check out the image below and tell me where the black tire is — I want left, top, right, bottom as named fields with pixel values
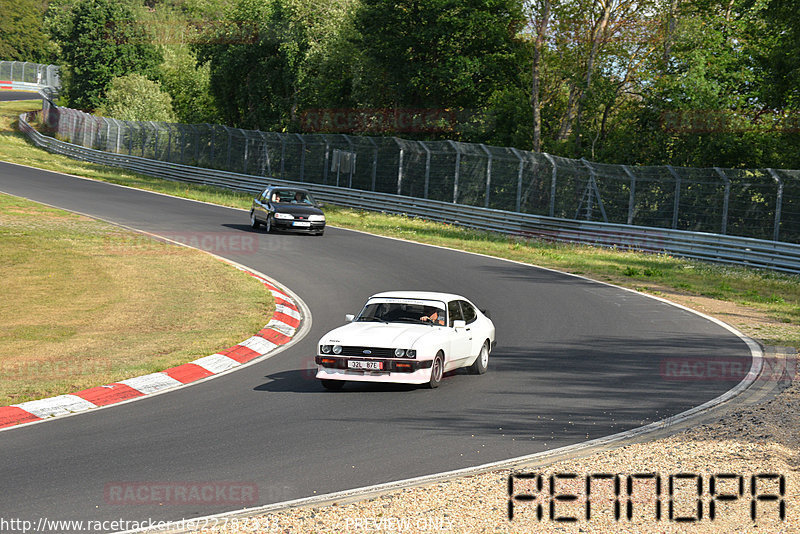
left=427, top=352, right=444, bottom=389
left=249, top=210, right=260, bottom=229
left=468, top=342, right=489, bottom=375
left=264, top=215, right=273, bottom=233
left=316, top=230, right=325, bottom=236
left=320, top=379, right=344, bottom=390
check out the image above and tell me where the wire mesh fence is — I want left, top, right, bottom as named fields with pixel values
left=0, top=61, right=60, bottom=88
left=36, top=97, right=800, bottom=243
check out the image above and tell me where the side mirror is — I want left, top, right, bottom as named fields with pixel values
left=453, top=320, right=466, bottom=329
left=345, top=314, right=355, bottom=322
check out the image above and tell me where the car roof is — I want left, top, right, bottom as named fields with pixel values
left=267, top=185, right=311, bottom=193
left=368, top=291, right=468, bottom=303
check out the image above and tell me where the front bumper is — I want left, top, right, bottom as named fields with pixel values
left=315, top=356, right=433, bottom=384
left=272, top=219, right=325, bottom=233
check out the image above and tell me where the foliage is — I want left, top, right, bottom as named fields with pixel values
left=0, top=0, right=55, bottom=62
left=158, top=46, right=219, bottom=123
left=56, top=0, right=162, bottom=110
left=97, top=74, right=177, bottom=122
left=353, top=0, right=527, bottom=110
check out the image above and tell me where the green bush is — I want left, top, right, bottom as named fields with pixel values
left=97, top=74, right=177, bottom=122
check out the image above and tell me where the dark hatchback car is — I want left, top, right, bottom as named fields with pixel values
left=250, top=186, right=326, bottom=235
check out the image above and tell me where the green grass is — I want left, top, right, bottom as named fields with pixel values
left=0, top=191, right=273, bottom=406
left=2, top=98, right=799, bottom=349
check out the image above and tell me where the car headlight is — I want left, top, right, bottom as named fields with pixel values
left=321, top=345, right=332, bottom=354
left=274, top=213, right=293, bottom=220
left=394, top=348, right=406, bottom=358
left=406, top=349, right=416, bottom=359
left=332, top=345, right=342, bottom=355
left=308, top=214, right=325, bottom=222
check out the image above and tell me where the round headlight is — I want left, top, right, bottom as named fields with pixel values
left=321, top=345, right=331, bottom=354
left=394, top=348, right=406, bottom=358
left=332, top=345, right=342, bottom=355
left=407, top=349, right=416, bottom=359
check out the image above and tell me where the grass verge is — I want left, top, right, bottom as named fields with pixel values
left=0, top=192, right=273, bottom=405
left=2, top=98, right=798, bottom=350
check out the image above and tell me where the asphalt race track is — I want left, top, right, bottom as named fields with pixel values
left=0, top=91, right=41, bottom=101
left=0, top=160, right=752, bottom=530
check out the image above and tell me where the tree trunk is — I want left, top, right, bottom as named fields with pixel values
left=574, top=0, right=613, bottom=155
left=531, top=0, right=551, bottom=153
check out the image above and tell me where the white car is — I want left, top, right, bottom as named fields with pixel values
left=315, top=291, right=496, bottom=389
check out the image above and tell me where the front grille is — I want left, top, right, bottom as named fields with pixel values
left=339, top=346, right=395, bottom=358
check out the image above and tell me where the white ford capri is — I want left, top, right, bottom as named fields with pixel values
left=315, top=291, right=496, bottom=390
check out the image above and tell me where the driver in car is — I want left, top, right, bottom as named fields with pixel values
left=420, top=307, right=445, bottom=325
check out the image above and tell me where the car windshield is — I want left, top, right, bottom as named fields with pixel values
left=272, top=189, right=316, bottom=205
left=356, top=298, right=447, bottom=325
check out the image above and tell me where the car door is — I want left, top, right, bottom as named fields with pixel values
left=458, top=300, right=483, bottom=357
left=255, top=188, right=270, bottom=220
left=446, top=300, right=472, bottom=369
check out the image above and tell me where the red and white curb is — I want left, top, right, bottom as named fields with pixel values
left=0, top=268, right=302, bottom=430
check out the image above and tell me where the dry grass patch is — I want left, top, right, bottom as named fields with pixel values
left=0, top=193, right=272, bottom=405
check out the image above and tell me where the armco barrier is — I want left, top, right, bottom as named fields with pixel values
left=16, top=110, right=800, bottom=274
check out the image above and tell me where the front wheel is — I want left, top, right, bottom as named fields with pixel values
left=264, top=215, right=273, bottom=233
left=468, top=342, right=489, bottom=375
left=427, top=352, right=444, bottom=388
left=320, top=379, right=344, bottom=390
left=249, top=210, right=260, bottom=229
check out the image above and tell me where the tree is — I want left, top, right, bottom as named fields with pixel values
left=0, top=0, right=55, bottom=62
left=353, top=0, right=526, bottom=110
left=57, top=0, right=161, bottom=110
left=97, top=73, right=177, bottom=122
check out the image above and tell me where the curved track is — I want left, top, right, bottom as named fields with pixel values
left=0, top=90, right=41, bottom=101
left=0, top=161, right=751, bottom=529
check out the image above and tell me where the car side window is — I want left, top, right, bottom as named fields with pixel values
left=448, top=301, right=463, bottom=327
left=259, top=189, right=269, bottom=203
left=459, top=301, right=477, bottom=324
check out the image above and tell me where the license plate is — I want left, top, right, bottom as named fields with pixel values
left=348, top=360, right=383, bottom=370
left=293, top=221, right=311, bottom=227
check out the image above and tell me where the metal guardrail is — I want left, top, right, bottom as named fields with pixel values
left=17, top=109, right=800, bottom=274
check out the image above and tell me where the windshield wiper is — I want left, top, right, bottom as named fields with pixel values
left=358, top=317, right=387, bottom=323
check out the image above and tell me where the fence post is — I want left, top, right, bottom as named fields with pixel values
left=420, top=141, right=431, bottom=199
left=393, top=138, right=404, bottom=195
left=344, top=135, right=355, bottom=188
left=767, top=168, right=784, bottom=241
left=323, top=135, right=330, bottom=184
left=239, top=129, right=249, bottom=174
left=479, top=144, right=492, bottom=208
left=257, top=132, right=271, bottom=176
left=544, top=153, right=557, bottom=217
left=279, top=134, right=286, bottom=179
left=622, top=165, right=637, bottom=225
left=295, top=133, right=306, bottom=181
left=208, top=124, right=215, bottom=164
left=666, top=165, right=682, bottom=229
left=510, top=148, right=524, bottom=213
left=368, top=137, right=378, bottom=191
left=448, top=140, right=461, bottom=203
left=713, top=167, right=730, bottom=235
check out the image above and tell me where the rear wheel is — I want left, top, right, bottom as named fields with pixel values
left=427, top=352, right=444, bottom=388
left=249, top=210, right=260, bottom=229
left=320, top=379, right=344, bottom=390
left=468, top=342, right=489, bottom=375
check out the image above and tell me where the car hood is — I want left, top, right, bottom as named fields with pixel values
left=273, top=205, right=323, bottom=217
left=319, top=322, right=443, bottom=348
